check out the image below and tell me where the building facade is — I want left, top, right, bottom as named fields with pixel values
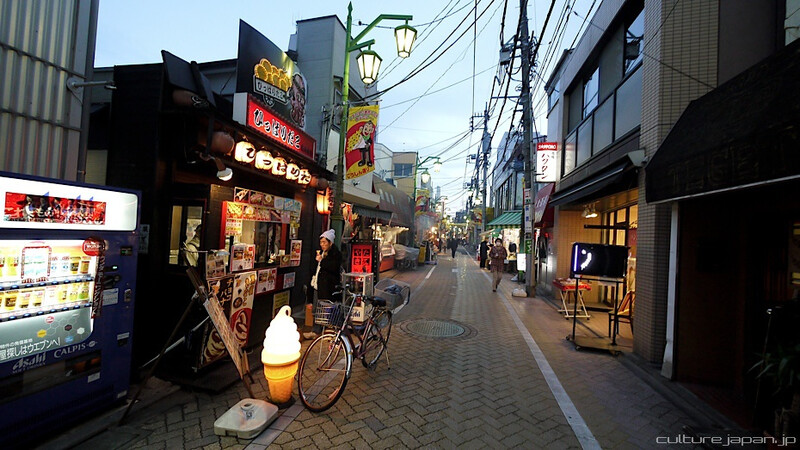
left=544, top=0, right=797, bottom=428
left=1, top=0, right=100, bottom=180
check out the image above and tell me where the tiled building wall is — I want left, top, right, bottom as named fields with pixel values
left=636, top=0, right=718, bottom=363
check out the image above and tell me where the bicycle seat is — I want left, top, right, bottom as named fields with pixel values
left=369, top=296, right=387, bottom=308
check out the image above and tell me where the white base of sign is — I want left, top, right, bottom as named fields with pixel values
left=214, top=398, right=278, bottom=439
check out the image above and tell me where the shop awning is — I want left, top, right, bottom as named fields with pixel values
left=353, top=205, right=392, bottom=221
left=533, top=183, right=554, bottom=227
left=373, top=175, right=414, bottom=228
left=549, top=156, right=637, bottom=207
left=487, top=210, right=522, bottom=228
left=646, top=38, right=800, bottom=203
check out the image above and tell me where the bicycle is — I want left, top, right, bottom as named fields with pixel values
left=297, top=285, right=393, bottom=412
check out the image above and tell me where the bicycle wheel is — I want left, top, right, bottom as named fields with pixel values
left=298, top=333, right=352, bottom=412
left=361, top=309, right=392, bottom=369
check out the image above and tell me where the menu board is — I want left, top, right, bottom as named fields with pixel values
left=350, top=243, right=374, bottom=274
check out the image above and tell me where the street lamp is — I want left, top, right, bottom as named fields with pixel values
left=411, top=155, right=443, bottom=242
left=331, top=3, right=415, bottom=248
left=420, top=169, right=430, bottom=184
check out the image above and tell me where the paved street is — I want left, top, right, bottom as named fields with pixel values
left=52, top=248, right=734, bottom=449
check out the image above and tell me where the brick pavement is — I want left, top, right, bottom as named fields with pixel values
left=62, top=248, right=717, bottom=449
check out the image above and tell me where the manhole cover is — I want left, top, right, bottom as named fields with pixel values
left=401, top=319, right=467, bottom=338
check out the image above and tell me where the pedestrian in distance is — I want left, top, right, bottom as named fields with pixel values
left=489, top=238, right=507, bottom=292
left=449, top=237, right=458, bottom=258
left=310, top=229, right=343, bottom=333
left=479, top=237, right=489, bottom=269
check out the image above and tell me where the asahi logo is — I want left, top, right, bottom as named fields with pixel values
left=13, top=353, right=46, bottom=373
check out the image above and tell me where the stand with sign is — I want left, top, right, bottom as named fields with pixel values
left=121, top=268, right=256, bottom=424
left=565, top=243, right=628, bottom=355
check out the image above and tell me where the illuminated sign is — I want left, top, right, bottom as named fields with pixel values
left=570, top=243, right=628, bottom=278
left=350, top=243, right=374, bottom=274
left=232, top=140, right=312, bottom=186
left=233, top=93, right=315, bottom=162
left=536, top=142, right=558, bottom=183
left=0, top=176, right=138, bottom=231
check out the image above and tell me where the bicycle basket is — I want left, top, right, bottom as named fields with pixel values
left=314, top=301, right=351, bottom=327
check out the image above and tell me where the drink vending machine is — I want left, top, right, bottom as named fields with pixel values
left=0, top=172, right=140, bottom=447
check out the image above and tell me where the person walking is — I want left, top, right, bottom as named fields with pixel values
left=310, top=229, right=342, bottom=333
left=479, top=237, right=489, bottom=269
left=449, top=236, right=458, bottom=258
left=489, top=238, right=507, bottom=292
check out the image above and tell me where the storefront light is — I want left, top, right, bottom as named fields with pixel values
left=316, top=188, right=331, bottom=215
left=272, top=157, right=287, bottom=176
left=255, top=150, right=274, bottom=171
left=235, top=141, right=256, bottom=163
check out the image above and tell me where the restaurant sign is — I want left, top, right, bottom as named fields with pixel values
left=236, top=20, right=308, bottom=131
left=231, top=134, right=312, bottom=186
left=536, top=142, right=558, bottom=183
left=234, top=93, right=315, bottom=162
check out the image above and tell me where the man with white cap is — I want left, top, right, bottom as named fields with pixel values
left=310, top=229, right=343, bottom=332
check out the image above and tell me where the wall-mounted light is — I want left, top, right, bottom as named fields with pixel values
left=316, top=188, right=331, bottom=215
left=582, top=203, right=598, bottom=219
left=198, top=152, right=233, bottom=181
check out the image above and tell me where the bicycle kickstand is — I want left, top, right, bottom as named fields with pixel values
left=384, top=346, right=391, bottom=370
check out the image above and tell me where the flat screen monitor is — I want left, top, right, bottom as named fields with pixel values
left=570, top=243, right=628, bottom=278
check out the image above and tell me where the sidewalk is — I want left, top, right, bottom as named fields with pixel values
left=46, top=248, right=742, bottom=448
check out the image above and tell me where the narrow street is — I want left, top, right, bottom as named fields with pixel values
left=59, top=248, right=735, bottom=449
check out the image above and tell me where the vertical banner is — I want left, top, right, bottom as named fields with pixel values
left=535, top=142, right=558, bottom=182
left=345, top=105, right=379, bottom=180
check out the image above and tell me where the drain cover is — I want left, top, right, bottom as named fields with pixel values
left=403, top=319, right=466, bottom=338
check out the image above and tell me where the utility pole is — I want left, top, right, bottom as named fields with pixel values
left=481, top=105, right=490, bottom=236
left=519, top=0, right=536, bottom=295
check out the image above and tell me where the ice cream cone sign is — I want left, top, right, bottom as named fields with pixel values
left=262, top=305, right=301, bottom=404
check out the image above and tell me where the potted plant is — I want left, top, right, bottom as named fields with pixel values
left=753, top=341, right=800, bottom=441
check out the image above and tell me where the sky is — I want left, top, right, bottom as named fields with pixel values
left=96, top=0, right=592, bottom=215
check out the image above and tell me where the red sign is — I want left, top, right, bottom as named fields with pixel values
left=350, top=243, right=373, bottom=274
left=533, top=183, right=554, bottom=224
left=82, top=238, right=106, bottom=256
left=244, top=95, right=315, bottom=161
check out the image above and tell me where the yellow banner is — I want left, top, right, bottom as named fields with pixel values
left=345, top=105, right=379, bottom=180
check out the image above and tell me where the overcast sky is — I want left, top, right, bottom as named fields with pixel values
left=96, top=0, right=590, bottom=214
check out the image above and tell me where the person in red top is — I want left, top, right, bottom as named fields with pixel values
left=489, top=238, right=507, bottom=292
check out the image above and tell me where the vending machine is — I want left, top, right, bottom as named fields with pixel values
left=0, top=172, right=139, bottom=448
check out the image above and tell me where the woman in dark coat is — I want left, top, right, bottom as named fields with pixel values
left=314, top=229, right=342, bottom=302
left=479, top=237, right=489, bottom=269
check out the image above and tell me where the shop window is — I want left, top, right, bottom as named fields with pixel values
left=239, top=221, right=282, bottom=265
left=624, top=6, right=645, bottom=74
left=582, top=67, right=599, bottom=118
left=169, top=204, right=204, bottom=267
left=577, top=119, right=592, bottom=166
left=563, top=131, right=577, bottom=175
left=615, top=67, right=642, bottom=138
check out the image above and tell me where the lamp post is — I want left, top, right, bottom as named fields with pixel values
left=330, top=3, right=416, bottom=248
left=411, top=155, right=441, bottom=242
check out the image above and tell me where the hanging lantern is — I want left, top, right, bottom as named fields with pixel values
left=316, top=188, right=331, bottom=215
left=356, top=49, right=382, bottom=85
left=394, top=23, right=417, bottom=58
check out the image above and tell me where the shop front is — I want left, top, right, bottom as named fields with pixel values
left=373, top=175, right=414, bottom=271
left=548, top=153, right=639, bottom=314
left=486, top=210, right=521, bottom=273
left=97, top=23, right=331, bottom=376
left=646, top=39, right=800, bottom=430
